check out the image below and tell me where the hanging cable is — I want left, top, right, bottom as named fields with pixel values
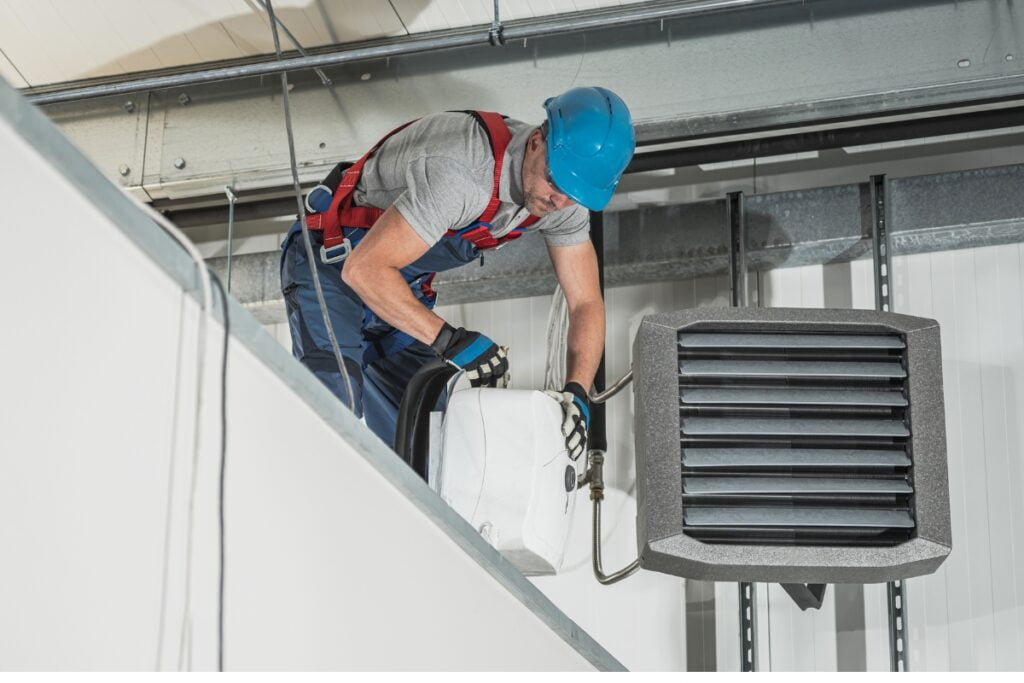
left=119, top=190, right=213, bottom=670
left=264, top=0, right=356, bottom=410
left=543, top=284, right=569, bottom=391
left=208, top=272, right=229, bottom=673
left=253, top=0, right=332, bottom=86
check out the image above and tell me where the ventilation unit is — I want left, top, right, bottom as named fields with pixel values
left=633, top=308, right=951, bottom=584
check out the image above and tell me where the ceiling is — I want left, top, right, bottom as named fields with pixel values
left=0, top=0, right=648, bottom=88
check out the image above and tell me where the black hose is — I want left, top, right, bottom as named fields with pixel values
left=394, top=359, right=458, bottom=481
left=589, top=210, right=608, bottom=453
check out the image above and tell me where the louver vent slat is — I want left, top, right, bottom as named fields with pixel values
left=683, top=477, right=913, bottom=495
left=679, top=330, right=914, bottom=547
left=681, top=388, right=908, bottom=407
left=680, top=360, right=907, bottom=379
left=682, top=417, right=909, bottom=438
left=684, top=507, right=915, bottom=529
left=682, top=448, right=911, bottom=469
left=679, top=333, right=906, bottom=349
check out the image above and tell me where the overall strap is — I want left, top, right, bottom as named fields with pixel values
left=306, top=119, right=418, bottom=248
left=447, top=111, right=541, bottom=251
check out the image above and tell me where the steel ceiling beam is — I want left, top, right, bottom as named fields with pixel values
left=23, top=0, right=802, bottom=105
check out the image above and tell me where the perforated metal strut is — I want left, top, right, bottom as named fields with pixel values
left=888, top=580, right=909, bottom=671
left=871, top=174, right=909, bottom=672
left=740, top=582, right=757, bottom=672
left=727, top=191, right=757, bottom=672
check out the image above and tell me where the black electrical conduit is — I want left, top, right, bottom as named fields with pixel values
left=25, top=0, right=801, bottom=105
left=588, top=211, right=641, bottom=585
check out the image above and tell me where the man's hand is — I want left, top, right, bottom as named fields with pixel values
left=431, top=322, right=508, bottom=387
left=545, top=382, right=590, bottom=460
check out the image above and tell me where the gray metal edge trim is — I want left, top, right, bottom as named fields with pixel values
left=644, top=536, right=949, bottom=584
left=0, top=77, right=624, bottom=672
left=634, top=317, right=685, bottom=554
left=904, top=323, right=952, bottom=548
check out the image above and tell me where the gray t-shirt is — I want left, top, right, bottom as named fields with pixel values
left=352, top=111, right=590, bottom=247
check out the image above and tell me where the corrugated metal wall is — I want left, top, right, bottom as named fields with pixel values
left=263, top=241, right=1024, bottom=670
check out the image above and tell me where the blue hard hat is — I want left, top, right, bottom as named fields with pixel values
left=543, top=86, right=635, bottom=211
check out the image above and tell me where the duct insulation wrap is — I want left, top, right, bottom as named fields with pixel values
left=632, top=307, right=952, bottom=585
left=436, top=388, right=581, bottom=576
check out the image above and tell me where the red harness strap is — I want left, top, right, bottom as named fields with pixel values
left=305, top=119, right=416, bottom=249
left=306, top=111, right=539, bottom=251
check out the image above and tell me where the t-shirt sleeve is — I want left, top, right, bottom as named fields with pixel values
left=540, top=203, right=591, bottom=247
left=391, top=155, right=491, bottom=246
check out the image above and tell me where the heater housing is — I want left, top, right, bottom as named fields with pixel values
left=633, top=307, right=951, bottom=584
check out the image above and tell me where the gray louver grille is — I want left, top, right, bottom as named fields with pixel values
left=678, top=331, right=915, bottom=547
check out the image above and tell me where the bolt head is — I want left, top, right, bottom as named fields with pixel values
left=118, top=164, right=130, bottom=176
left=178, top=93, right=190, bottom=105
left=173, top=158, right=186, bottom=170
left=123, top=101, right=135, bottom=113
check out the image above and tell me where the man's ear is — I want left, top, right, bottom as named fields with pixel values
left=528, top=128, right=543, bottom=151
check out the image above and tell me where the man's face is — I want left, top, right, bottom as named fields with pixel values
left=522, top=129, right=576, bottom=218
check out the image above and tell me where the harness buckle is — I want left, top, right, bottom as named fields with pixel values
left=320, top=238, right=353, bottom=264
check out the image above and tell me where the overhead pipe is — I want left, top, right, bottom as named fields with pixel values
left=25, top=0, right=802, bottom=105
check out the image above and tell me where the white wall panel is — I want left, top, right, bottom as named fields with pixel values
left=435, top=276, right=733, bottom=670
left=758, top=249, right=1024, bottom=671
left=0, top=86, right=614, bottom=671
left=261, top=241, right=1024, bottom=670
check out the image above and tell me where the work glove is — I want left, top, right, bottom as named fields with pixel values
left=430, top=322, right=508, bottom=388
left=544, top=382, right=591, bottom=461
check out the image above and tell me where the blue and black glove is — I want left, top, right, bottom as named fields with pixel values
left=545, top=382, right=591, bottom=461
left=430, top=322, right=508, bottom=388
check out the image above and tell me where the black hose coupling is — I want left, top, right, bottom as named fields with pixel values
left=587, top=450, right=605, bottom=502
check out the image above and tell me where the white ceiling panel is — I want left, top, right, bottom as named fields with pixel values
left=0, top=0, right=81, bottom=85
left=60, top=1, right=163, bottom=76
left=0, top=0, right=650, bottom=89
left=391, top=0, right=651, bottom=33
left=309, top=0, right=408, bottom=44
left=212, top=0, right=409, bottom=56
left=0, top=48, right=27, bottom=88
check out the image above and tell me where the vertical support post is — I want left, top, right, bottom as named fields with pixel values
left=225, top=186, right=238, bottom=294
left=887, top=579, right=909, bottom=672
left=870, top=174, right=908, bottom=672
left=727, top=191, right=748, bottom=307
left=870, top=174, right=892, bottom=313
left=740, top=582, right=757, bottom=672
left=727, top=191, right=757, bottom=670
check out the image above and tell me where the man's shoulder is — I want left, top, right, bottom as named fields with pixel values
left=413, top=111, right=531, bottom=142
left=402, top=112, right=496, bottom=166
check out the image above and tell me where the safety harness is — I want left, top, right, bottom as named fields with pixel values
left=305, top=110, right=539, bottom=262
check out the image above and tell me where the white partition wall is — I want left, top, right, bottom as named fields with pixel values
left=426, top=250, right=1024, bottom=671
left=0, top=78, right=619, bottom=672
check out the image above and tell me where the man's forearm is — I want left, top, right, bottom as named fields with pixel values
left=344, top=264, right=445, bottom=345
left=564, top=300, right=606, bottom=391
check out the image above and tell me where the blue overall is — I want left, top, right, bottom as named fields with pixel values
left=279, top=188, right=480, bottom=448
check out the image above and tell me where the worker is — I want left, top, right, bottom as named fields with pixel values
left=280, top=86, right=635, bottom=460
